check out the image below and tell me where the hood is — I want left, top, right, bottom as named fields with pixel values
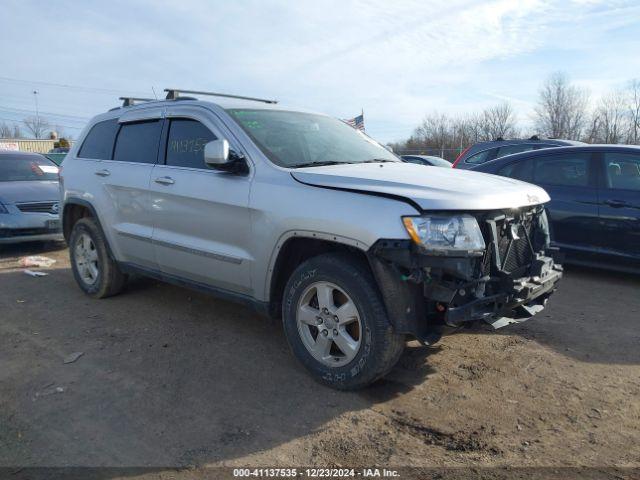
left=0, top=181, right=60, bottom=205
left=291, top=163, right=550, bottom=211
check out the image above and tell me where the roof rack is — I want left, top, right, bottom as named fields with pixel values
left=164, top=88, right=278, bottom=104
left=119, top=97, right=155, bottom=107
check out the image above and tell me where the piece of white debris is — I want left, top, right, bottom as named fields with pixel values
left=34, top=385, right=65, bottom=399
left=19, top=255, right=57, bottom=268
left=24, top=269, right=48, bottom=277
left=63, top=352, right=84, bottom=364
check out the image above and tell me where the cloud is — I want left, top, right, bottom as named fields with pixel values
left=1, top=0, right=639, bottom=141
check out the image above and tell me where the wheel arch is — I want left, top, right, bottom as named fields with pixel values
left=62, top=199, right=115, bottom=259
left=266, top=232, right=372, bottom=318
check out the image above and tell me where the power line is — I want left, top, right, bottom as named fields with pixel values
left=0, top=76, right=152, bottom=97
left=0, top=116, right=84, bottom=131
left=0, top=106, right=89, bottom=123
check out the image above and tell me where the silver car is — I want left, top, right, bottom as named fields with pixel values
left=0, top=151, right=63, bottom=244
left=60, top=89, right=562, bottom=390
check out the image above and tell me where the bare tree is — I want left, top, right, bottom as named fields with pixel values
left=23, top=116, right=51, bottom=139
left=412, top=112, right=452, bottom=158
left=479, top=102, right=518, bottom=140
left=590, top=91, right=629, bottom=144
left=392, top=103, right=520, bottom=160
left=534, top=72, right=589, bottom=140
left=627, top=79, right=640, bottom=144
left=0, top=122, right=12, bottom=138
left=0, top=122, right=23, bottom=138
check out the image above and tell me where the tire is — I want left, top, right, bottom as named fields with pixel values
left=69, top=217, right=127, bottom=298
left=282, top=252, right=405, bottom=390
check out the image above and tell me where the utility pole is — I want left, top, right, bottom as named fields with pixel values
left=32, top=90, right=40, bottom=138
left=33, top=90, right=39, bottom=119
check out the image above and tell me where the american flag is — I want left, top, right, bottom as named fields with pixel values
left=343, top=113, right=365, bottom=132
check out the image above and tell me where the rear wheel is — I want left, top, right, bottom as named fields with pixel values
left=282, top=253, right=405, bottom=390
left=69, top=217, right=126, bottom=298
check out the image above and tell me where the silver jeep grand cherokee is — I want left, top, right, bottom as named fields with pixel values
left=60, top=89, right=562, bottom=390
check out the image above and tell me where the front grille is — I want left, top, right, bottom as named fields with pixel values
left=16, top=202, right=59, bottom=215
left=500, top=224, right=533, bottom=273
left=0, top=227, right=58, bottom=238
left=480, top=207, right=538, bottom=275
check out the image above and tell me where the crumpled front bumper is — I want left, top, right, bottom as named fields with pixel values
left=367, top=206, right=563, bottom=343
left=444, top=254, right=563, bottom=329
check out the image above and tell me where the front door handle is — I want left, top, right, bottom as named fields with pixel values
left=605, top=199, right=628, bottom=208
left=154, top=176, right=175, bottom=186
left=95, top=169, right=110, bottom=177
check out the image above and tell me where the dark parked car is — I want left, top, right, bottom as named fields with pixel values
left=471, top=145, right=640, bottom=273
left=401, top=154, right=452, bottom=168
left=453, top=136, right=583, bottom=170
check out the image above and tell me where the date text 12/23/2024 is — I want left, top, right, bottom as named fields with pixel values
left=233, top=468, right=400, bottom=478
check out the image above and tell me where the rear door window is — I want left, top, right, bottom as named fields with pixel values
left=165, top=118, right=217, bottom=169
left=78, top=119, right=119, bottom=159
left=498, top=158, right=534, bottom=182
left=603, top=152, right=640, bottom=192
left=113, top=120, right=162, bottom=164
left=533, top=153, right=591, bottom=187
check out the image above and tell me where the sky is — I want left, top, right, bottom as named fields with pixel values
left=1, top=0, right=640, bottom=143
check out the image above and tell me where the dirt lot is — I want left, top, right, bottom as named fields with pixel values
left=1, top=242, right=639, bottom=475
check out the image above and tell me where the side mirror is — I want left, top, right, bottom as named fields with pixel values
left=204, top=139, right=230, bottom=167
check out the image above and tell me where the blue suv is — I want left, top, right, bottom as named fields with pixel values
left=453, top=136, right=583, bottom=169
left=471, top=145, right=640, bottom=273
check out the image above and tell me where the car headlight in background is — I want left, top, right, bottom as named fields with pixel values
left=402, top=214, right=485, bottom=253
left=0, top=203, right=8, bottom=214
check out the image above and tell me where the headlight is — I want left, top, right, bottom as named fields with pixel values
left=0, top=203, right=8, bottom=214
left=402, top=214, right=485, bottom=253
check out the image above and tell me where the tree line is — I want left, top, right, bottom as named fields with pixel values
left=389, top=72, right=640, bottom=161
left=0, top=116, right=69, bottom=140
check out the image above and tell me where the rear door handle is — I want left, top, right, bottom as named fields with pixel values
left=154, top=176, right=175, bottom=186
left=95, top=169, right=110, bottom=177
left=605, top=199, right=628, bottom=208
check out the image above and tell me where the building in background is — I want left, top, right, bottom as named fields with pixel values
left=0, top=138, right=58, bottom=153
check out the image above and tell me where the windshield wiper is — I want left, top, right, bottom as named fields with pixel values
left=290, top=161, right=354, bottom=168
left=361, top=158, right=397, bottom=163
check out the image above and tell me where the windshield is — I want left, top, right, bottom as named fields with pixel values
left=0, top=154, right=59, bottom=182
left=227, top=109, right=399, bottom=168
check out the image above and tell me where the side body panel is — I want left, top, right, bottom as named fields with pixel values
left=149, top=105, right=253, bottom=294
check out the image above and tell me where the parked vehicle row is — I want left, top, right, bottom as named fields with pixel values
left=470, top=145, right=640, bottom=273
left=57, top=90, right=563, bottom=389
left=452, top=136, right=583, bottom=169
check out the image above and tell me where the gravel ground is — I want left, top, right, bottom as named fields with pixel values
left=0, top=241, right=639, bottom=476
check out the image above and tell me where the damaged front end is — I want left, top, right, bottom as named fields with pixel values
left=368, top=205, right=563, bottom=345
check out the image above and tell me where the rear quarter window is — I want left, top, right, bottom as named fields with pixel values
left=465, top=148, right=495, bottom=165
left=78, top=119, right=119, bottom=159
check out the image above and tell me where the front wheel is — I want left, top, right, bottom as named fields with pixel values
left=282, top=253, right=405, bottom=390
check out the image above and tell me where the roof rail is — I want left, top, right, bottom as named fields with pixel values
left=119, top=97, right=155, bottom=107
left=164, top=88, right=278, bottom=104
